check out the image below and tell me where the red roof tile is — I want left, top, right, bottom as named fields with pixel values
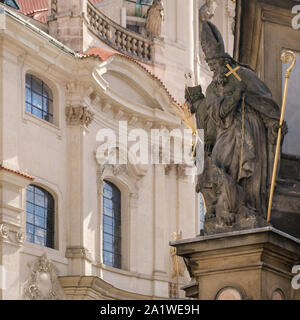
left=18, top=0, right=105, bottom=16
left=33, top=9, right=48, bottom=24
left=84, top=47, right=118, bottom=61
left=0, top=165, right=34, bottom=180
left=18, top=0, right=48, bottom=15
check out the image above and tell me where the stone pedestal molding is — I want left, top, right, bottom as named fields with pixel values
left=66, top=246, right=93, bottom=263
left=171, top=227, right=300, bottom=300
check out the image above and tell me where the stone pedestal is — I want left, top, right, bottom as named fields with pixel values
left=171, top=227, right=300, bottom=300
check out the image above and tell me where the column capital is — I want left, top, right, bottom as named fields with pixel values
left=65, top=105, right=94, bottom=127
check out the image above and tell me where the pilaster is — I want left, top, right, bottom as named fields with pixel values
left=153, top=164, right=168, bottom=297
left=65, top=104, right=94, bottom=275
left=0, top=167, right=33, bottom=299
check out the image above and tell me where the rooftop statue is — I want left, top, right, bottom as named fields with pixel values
left=186, top=21, right=288, bottom=235
left=145, top=0, right=164, bottom=39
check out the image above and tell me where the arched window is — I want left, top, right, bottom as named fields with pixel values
left=25, top=74, right=53, bottom=123
left=26, top=185, right=55, bottom=249
left=103, top=181, right=121, bottom=269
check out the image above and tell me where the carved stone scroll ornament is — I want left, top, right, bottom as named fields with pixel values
left=112, top=164, right=129, bottom=176
left=0, top=225, right=25, bottom=244
left=0, top=224, right=9, bottom=239
left=23, top=254, right=65, bottom=300
left=65, top=106, right=94, bottom=127
left=16, top=231, right=25, bottom=243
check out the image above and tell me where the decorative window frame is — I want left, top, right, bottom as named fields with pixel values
left=96, top=146, right=148, bottom=272
left=21, top=66, right=62, bottom=136
left=23, top=178, right=63, bottom=256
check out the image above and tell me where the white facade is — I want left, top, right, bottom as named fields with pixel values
left=0, top=0, right=234, bottom=300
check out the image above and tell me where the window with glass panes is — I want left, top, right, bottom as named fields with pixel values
left=25, top=74, right=54, bottom=123
left=26, top=185, right=55, bottom=249
left=103, top=181, right=121, bottom=269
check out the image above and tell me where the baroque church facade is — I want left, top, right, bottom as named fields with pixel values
left=1, top=0, right=298, bottom=300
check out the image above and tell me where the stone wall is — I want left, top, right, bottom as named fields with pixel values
left=0, top=7, right=197, bottom=299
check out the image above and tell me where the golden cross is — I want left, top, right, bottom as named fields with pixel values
left=225, top=64, right=242, bottom=82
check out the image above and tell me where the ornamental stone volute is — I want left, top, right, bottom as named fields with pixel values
left=65, top=106, right=94, bottom=127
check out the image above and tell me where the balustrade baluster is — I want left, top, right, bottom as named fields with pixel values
left=86, top=1, right=154, bottom=63
left=137, top=40, right=143, bottom=58
left=132, top=38, right=137, bottom=56
left=126, top=36, right=132, bottom=54
left=115, top=30, right=122, bottom=49
left=121, top=33, right=127, bottom=51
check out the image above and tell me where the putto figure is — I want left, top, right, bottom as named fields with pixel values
left=145, top=0, right=164, bottom=39
left=188, top=21, right=288, bottom=234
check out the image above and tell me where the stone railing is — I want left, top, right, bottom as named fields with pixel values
left=86, top=0, right=154, bottom=63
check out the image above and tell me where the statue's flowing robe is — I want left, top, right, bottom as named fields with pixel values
left=146, top=4, right=163, bottom=37
left=206, top=66, right=281, bottom=217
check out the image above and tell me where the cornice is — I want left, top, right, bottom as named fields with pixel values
left=65, top=246, right=93, bottom=263
left=59, top=275, right=169, bottom=300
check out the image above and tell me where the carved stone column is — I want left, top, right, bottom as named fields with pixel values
left=65, top=105, right=94, bottom=275
left=0, top=167, right=33, bottom=299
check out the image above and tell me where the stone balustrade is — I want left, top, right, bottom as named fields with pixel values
left=86, top=0, right=154, bottom=63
